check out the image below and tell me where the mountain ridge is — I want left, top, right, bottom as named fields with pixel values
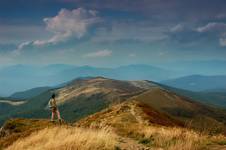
left=161, top=74, right=226, bottom=91
left=1, top=77, right=226, bottom=149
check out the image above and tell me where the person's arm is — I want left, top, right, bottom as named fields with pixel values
left=48, top=99, right=52, bottom=108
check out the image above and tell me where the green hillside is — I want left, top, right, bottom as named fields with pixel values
left=1, top=77, right=226, bottom=135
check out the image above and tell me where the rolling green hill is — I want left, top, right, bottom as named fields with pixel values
left=1, top=77, right=226, bottom=134
left=160, top=84, right=226, bottom=108
left=1, top=77, right=226, bottom=150
left=0, top=77, right=150, bottom=125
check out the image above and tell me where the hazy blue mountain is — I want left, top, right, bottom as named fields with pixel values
left=111, top=64, right=178, bottom=81
left=161, top=75, right=226, bottom=92
left=203, top=88, right=226, bottom=93
left=10, top=87, right=52, bottom=100
left=56, top=64, right=179, bottom=82
left=158, top=60, right=226, bottom=75
left=0, top=64, right=179, bottom=96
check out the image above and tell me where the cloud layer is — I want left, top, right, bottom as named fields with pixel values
left=1, top=0, right=226, bottom=65
left=196, top=23, right=226, bottom=33
left=83, top=49, right=112, bottom=58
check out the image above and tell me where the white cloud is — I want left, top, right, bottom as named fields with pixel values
left=196, top=22, right=226, bottom=47
left=12, top=41, right=32, bottom=56
left=34, top=8, right=101, bottom=46
left=17, top=41, right=32, bottom=50
left=83, top=49, right=112, bottom=58
left=196, top=22, right=226, bottom=32
left=14, top=8, right=101, bottom=53
left=170, top=24, right=184, bottom=32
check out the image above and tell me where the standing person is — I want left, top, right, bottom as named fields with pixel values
left=49, top=93, right=62, bottom=122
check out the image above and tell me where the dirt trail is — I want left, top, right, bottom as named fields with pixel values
left=117, top=136, right=151, bottom=150
left=130, top=104, right=144, bottom=124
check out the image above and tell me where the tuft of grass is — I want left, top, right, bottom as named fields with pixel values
left=118, top=124, right=226, bottom=150
left=0, top=119, right=55, bottom=148
left=210, top=135, right=226, bottom=146
left=6, top=126, right=117, bottom=150
left=216, top=140, right=226, bottom=145
left=114, top=146, right=121, bottom=150
left=138, top=137, right=152, bottom=145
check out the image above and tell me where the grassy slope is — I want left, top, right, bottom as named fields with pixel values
left=2, top=102, right=226, bottom=150
left=128, top=88, right=226, bottom=133
left=1, top=83, right=226, bottom=149
left=0, top=119, right=55, bottom=148
left=1, top=77, right=226, bottom=130
left=160, top=84, right=226, bottom=108
left=0, top=77, right=147, bottom=125
left=6, top=126, right=117, bottom=150
left=75, top=99, right=226, bottom=150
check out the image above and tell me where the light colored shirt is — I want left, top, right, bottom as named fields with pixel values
left=48, top=98, right=57, bottom=108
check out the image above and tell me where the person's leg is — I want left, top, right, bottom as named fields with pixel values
left=51, top=111, right=55, bottom=121
left=56, top=109, right=61, bottom=120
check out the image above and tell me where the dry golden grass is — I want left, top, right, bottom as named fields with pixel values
left=126, top=124, right=226, bottom=150
left=75, top=101, right=226, bottom=150
left=6, top=126, right=117, bottom=150
left=0, top=119, right=55, bottom=148
left=136, top=125, right=207, bottom=150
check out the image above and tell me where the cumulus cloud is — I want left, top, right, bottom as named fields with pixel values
left=83, top=49, right=112, bottom=58
left=14, top=8, right=101, bottom=52
left=36, top=8, right=101, bottom=46
left=196, top=22, right=226, bottom=32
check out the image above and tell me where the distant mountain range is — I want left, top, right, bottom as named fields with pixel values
left=0, top=64, right=180, bottom=96
left=161, top=75, right=226, bottom=91
left=1, top=63, right=226, bottom=96
left=158, top=60, right=226, bottom=75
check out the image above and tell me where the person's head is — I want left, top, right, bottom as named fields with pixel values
left=52, top=93, right=55, bottom=99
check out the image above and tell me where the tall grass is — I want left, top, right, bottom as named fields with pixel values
left=6, top=126, right=117, bottom=150
left=122, top=124, right=226, bottom=150
left=138, top=126, right=207, bottom=150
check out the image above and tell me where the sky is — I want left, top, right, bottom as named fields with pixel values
left=1, top=0, right=226, bottom=67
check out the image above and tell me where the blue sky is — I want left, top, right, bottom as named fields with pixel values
left=1, top=0, right=226, bottom=67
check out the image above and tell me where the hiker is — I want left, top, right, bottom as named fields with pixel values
left=49, top=93, right=62, bottom=122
